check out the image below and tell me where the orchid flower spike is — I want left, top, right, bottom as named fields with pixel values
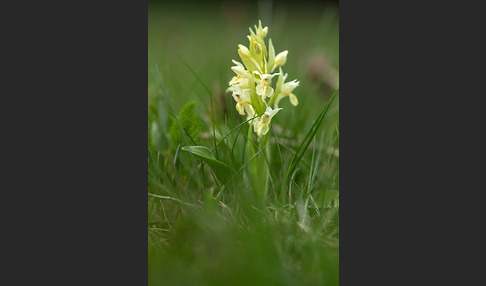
left=227, top=20, right=299, bottom=140
left=274, top=77, right=300, bottom=107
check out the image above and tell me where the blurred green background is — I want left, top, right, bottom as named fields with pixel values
left=149, top=0, right=338, bottom=116
left=149, top=1, right=339, bottom=285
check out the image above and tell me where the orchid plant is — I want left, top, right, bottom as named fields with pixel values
left=227, top=21, right=300, bottom=199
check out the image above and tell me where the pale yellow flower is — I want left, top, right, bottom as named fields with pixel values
left=253, top=71, right=280, bottom=100
left=273, top=72, right=299, bottom=107
left=253, top=105, right=282, bottom=137
left=271, top=50, right=288, bottom=72
left=229, top=60, right=251, bottom=88
left=229, top=86, right=253, bottom=116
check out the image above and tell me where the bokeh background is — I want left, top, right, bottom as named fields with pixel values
left=149, top=0, right=338, bottom=117
left=148, top=0, right=339, bottom=285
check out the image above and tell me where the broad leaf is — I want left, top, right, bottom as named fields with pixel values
left=181, top=146, right=233, bottom=183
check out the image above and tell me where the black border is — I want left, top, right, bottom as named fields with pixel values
left=5, top=0, right=148, bottom=283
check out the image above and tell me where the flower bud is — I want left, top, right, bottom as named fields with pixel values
left=261, top=27, right=268, bottom=38
left=254, top=42, right=262, bottom=55
left=238, top=45, right=261, bottom=73
left=238, top=44, right=251, bottom=57
left=274, top=51, right=288, bottom=67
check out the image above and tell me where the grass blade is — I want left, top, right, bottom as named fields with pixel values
left=178, top=56, right=219, bottom=159
left=286, top=89, right=338, bottom=180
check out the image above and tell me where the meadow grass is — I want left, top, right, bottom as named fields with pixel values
left=148, top=2, right=339, bottom=285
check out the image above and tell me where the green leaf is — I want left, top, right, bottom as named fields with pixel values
left=170, top=101, right=201, bottom=146
left=181, top=146, right=234, bottom=183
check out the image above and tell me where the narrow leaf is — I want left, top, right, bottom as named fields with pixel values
left=287, top=89, right=338, bottom=179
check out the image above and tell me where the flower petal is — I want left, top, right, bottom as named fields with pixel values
left=282, top=80, right=299, bottom=93
left=268, top=106, right=282, bottom=119
left=244, top=103, right=255, bottom=118
left=289, top=93, right=299, bottom=106
left=256, top=84, right=264, bottom=96
left=259, top=124, right=269, bottom=137
left=231, top=60, right=244, bottom=68
left=264, top=86, right=274, bottom=99
left=231, top=66, right=248, bottom=77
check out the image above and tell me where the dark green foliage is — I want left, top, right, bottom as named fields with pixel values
left=170, top=101, right=201, bottom=147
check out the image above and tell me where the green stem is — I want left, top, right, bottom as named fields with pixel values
left=259, top=133, right=270, bottom=200
left=246, top=125, right=259, bottom=199
left=245, top=124, right=272, bottom=204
